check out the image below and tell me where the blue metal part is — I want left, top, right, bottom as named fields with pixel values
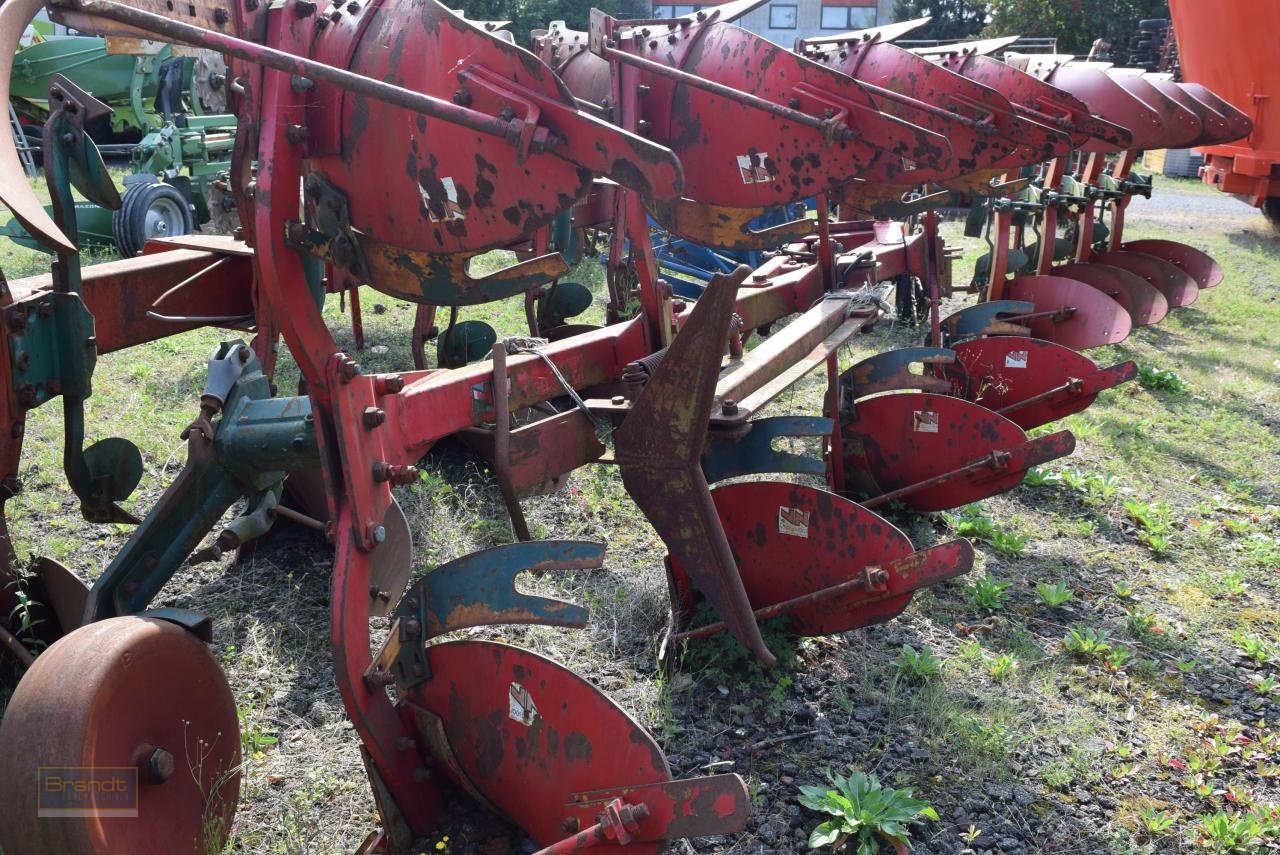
left=942, top=300, right=1036, bottom=344
left=701, top=416, right=832, bottom=484
left=388, top=540, right=605, bottom=690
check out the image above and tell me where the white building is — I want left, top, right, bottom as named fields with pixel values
left=650, top=0, right=895, bottom=47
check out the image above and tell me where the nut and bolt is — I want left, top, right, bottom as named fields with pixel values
left=561, top=817, right=580, bottom=833
left=369, top=585, right=391, bottom=601
left=369, top=524, right=386, bottom=544
left=721, top=399, right=738, bottom=416
left=213, top=7, right=230, bottom=24
left=339, top=359, right=361, bottom=382
left=145, top=748, right=175, bottom=784
left=375, top=375, right=405, bottom=395
left=362, top=406, right=386, bottom=428
left=611, top=395, right=625, bottom=406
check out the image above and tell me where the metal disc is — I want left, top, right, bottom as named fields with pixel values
left=1120, top=239, right=1223, bottom=289
left=1003, top=274, right=1132, bottom=349
left=407, top=640, right=668, bottom=853
left=949, top=336, right=1103, bottom=429
left=841, top=392, right=1031, bottom=511
left=1053, top=262, right=1169, bottom=327
left=669, top=481, right=915, bottom=636
left=0, top=616, right=241, bottom=855
left=1090, top=250, right=1199, bottom=308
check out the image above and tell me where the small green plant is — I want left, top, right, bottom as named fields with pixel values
left=798, top=770, right=938, bottom=853
left=943, top=504, right=996, bottom=540
left=237, top=706, right=279, bottom=759
left=893, top=644, right=943, bottom=682
left=1138, top=806, right=1176, bottom=836
left=970, top=574, right=1009, bottom=611
left=1063, top=627, right=1113, bottom=661
left=5, top=578, right=47, bottom=654
left=1035, top=580, right=1074, bottom=608
left=1193, top=806, right=1280, bottom=852
left=1058, top=467, right=1090, bottom=492
left=987, top=653, right=1016, bottom=682
left=1023, top=467, right=1060, bottom=487
left=1105, top=645, right=1132, bottom=671
left=1085, top=473, right=1122, bottom=503
left=961, top=824, right=982, bottom=845
left=1231, top=630, right=1275, bottom=664
left=1137, top=365, right=1187, bottom=396
left=1253, top=676, right=1279, bottom=696
left=989, top=529, right=1031, bottom=557
left=1113, top=579, right=1135, bottom=599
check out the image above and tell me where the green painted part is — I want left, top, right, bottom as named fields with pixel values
left=7, top=292, right=97, bottom=408
left=9, top=37, right=169, bottom=133
left=2, top=203, right=115, bottom=253
left=88, top=345, right=322, bottom=621
left=438, top=320, right=497, bottom=368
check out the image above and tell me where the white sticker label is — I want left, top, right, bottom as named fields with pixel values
left=778, top=506, right=810, bottom=538
left=913, top=410, right=940, bottom=433
left=508, top=682, right=538, bottom=726
left=1005, top=350, right=1029, bottom=369
left=420, top=176, right=465, bottom=222
left=736, top=154, right=773, bottom=184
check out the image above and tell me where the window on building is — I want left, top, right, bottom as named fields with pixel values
left=819, top=1, right=878, bottom=30
left=769, top=4, right=798, bottom=29
left=652, top=3, right=701, bottom=18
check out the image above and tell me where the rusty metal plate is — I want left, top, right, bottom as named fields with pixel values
left=840, top=392, right=1074, bottom=511
left=1149, top=78, right=1232, bottom=147
left=948, top=336, right=1137, bottom=430
left=669, top=481, right=973, bottom=636
left=0, top=616, right=240, bottom=855
left=1181, top=82, right=1254, bottom=142
left=1090, top=250, right=1200, bottom=308
left=1053, top=262, right=1169, bottom=327
left=1119, top=239, right=1223, bottom=289
left=1003, top=274, right=1132, bottom=349
left=308, top=2, right=680, bottom=259
left=407, top=640, right=672, bottom=851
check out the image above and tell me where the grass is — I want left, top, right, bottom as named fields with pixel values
left=1, top=175, right=1279, bottom=852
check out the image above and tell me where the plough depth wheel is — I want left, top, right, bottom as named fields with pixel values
left=667, top=482, right=974, bottom=638
left=0, top=616, right=241, bottom=855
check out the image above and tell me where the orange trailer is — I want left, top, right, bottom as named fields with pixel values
left=1169, top=0, right=1280, bottom=220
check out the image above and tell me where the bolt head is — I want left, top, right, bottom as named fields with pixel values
left=371, top=524, right=386, bottom=544
left=145, top=748, right=175, bottom=784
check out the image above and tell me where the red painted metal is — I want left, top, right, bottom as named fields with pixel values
left=840, top=392, right=1075, bottom=512
left=947, top=337, right=1137, bottom=430
left=1001, top=275, right=1132, bottom=350
left=1052, top=262, right=1169, bottom=327
left=1089, top=251, right=1200, bottom=309
left=1118, top=240, right=1224, bottom=290
left=1169, top=0, right=1274, bottom=205
left=406, top=640, right=749, bottom=852
left=667, top=482, right=974, bottom=637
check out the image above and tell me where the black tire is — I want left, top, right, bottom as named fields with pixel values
left=112, top=181, right=195, bottom=257
left=1262, top=197, right=1280, bottom=231
left=1139, top=18, right=1168, bottom=32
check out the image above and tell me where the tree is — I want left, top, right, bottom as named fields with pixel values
left=462, top=0, right=649, bottom=48
left=984, top=0, right=1171, bottom=54
left=891, top=0, right=990, bottom=43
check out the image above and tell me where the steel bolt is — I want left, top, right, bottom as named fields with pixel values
left=285, top=124, right=310, bottom=144
left=346, top=0, right=359, bottom=11
left=145, top=748, right=175, bottom=784
left=369, top=585, right=391, bottom=601
left=375, top=375, right=405, bottom=395
left=611, top=395, right=625, bottom=405
left=213, top=7, right=229, bottom=24
left=372, top=461, right=393, bottom=482
left=328, top=8, right=342, bottom=21
left=36, top=302, right=53, bottom=319
left=561, top=817, right=580, bottom=833
left=452, top=89, right=472, bottom=106
left=339, top=359, right=361, bottom=382
left=721, top=399, right=738, bottom=416
left=403, top=619, right=422, bottom=638
left=85, top=336, right=96, bottom=350
left=245, top=0, right=259, bottom=10
left=290, top=75, right=315, bottom=93
left=362, top=407, right=386, bottom=428
left=370, top=524, right=386, bottom=544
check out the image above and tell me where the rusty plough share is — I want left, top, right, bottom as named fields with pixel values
left=0, top=0, right=1251, bottom=852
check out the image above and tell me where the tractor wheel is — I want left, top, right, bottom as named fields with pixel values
left=112, top=181, right=195, bottom=258
left=0, top=616, right=241, bottom=855
left=1263, top=197, right=1280, bottom=231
